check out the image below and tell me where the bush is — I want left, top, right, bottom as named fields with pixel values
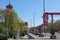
left=0, top=33, right=8, bottom=40
left=20, top=32, right=25, bottom=36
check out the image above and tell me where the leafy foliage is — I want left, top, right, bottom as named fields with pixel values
left=46, top=20, right=60, bottom=32
left=0, top=9, right=29, bottom=37
left=54, top=20, right=60, bottom=32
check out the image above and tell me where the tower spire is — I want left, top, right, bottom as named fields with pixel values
left=9, top=0, right=10, bottom=5
left=9, top=0, right=11, bottom=5
left=6, top=0, right=13, bottom=9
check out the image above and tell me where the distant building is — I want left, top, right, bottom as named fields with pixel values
left=29, top=24, right=44, bottom=34
left=36, top=24, right=43, bottom=33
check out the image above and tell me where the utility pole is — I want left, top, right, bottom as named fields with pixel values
left=33, top=12, right=35, bottom=34
left=33, top=12, right=35, bottom=27
left=43, top=0, right=46, bottom=36
left=43, top=0, right=45, bottom=13
left=30, top=19, right=32, bottom=27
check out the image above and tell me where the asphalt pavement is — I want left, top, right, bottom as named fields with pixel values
left=8, top=32, right=60, bottom=40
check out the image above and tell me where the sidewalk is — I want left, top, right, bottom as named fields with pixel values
left=28, top=33, right=39, bottom=38
left=22, top=35, right=28, bottom=39
left=38, top=33, right=50, bottom=39
left=28, top=33, right=50, bottom=39
left=8, top=38, right=14, bottom=40
left=8, top=35, right=28, bottom=40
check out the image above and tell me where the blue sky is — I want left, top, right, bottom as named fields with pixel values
left=0, top=0, right=60, bottom=27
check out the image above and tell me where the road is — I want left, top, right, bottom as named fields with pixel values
left=27, top=34, right=34, bottom=39
left=8, top=32, right=60, bottom=40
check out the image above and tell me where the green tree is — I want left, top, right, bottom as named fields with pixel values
left=54, top=20, right=60, bottom=32
left=46, top=20, right=60, bottom=32
left=46, top=23, right=51, bottom=32
left=0, top=9, right=29, bottom=37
